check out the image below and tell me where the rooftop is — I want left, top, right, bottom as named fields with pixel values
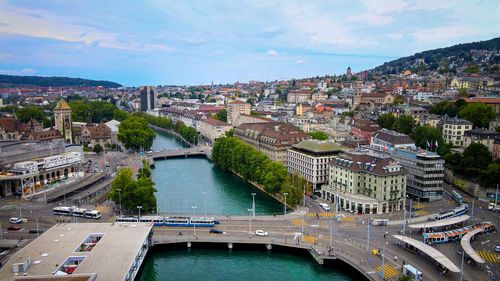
left=0, top=223, right=152, bottom=281
left=291, top=140, right=343, bottom=154
left=201, top=118, right=231, bottom=126
left=371, top=129, right=415, bottom=145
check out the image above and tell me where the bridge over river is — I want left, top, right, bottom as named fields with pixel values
left=150, top=146, right=211, bottom=161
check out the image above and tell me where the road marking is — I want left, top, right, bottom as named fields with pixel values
left=302, top=235, right=318, bottom=243
left=374, top=264, right=399, bottom=278
left=95, top=206, right=112, bottom=213
left=341, top=217, right=355, bottom=221
left=290, top=218, right=308, bottom=226
left=306, top=212, right=335, bottom=217
left=414, top=210, right=428, bottom=216
left=477, top=250, right=499, bottom=263
left=341, top=222, right=356, bottom=227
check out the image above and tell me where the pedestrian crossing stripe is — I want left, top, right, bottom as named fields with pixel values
left=341, top=222, right=356, bottom=227
left=290, top=218, right=308, bottom=226
left=340, top=217, right=355, bottom=221
left=414, top=210, right=428, bottom=216
left=306, top=212, right=335, bottom=217
left=477, top=250, right=500, bottom=263
left=302, top=235, right=318, bottom=243
left=95, top=206, right=112, bottom=213
left=374, top=264, right=399, bottom=278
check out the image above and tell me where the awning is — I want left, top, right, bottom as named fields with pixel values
left=460, top=228, right=485, bottom=264
left=409, top=215, right=469, bottom=229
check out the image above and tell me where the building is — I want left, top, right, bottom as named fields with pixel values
left=387, top=148, right=444, bottom=202
left=199, top=118, right=232, bottom=143
left=234, top=122, right=310, bottom=166
left=321, top=151, right=406, bottom=214
left=140, top=86, right=158, bottom=111
left=287, top=90, right=313, bottom=103
left=227, top=100, right=250, bottom=125
left=346, top=66, right=352, bottom=79
left=463, top=128, right=500, bottom=153
left=442, top=117, right=473, bottom=146
left=0, top=223, right=153, bottom=281
left=456, top=97, right=500, bottom=115
left=21, top=127, right=62, bottom=142
left=370, top=129, right=416, bottom=152
left=233, top=113, right=273, bottom=127
left=493, top=138, right=500, bottom=159
left=105, top=119, right=121, bottom=146
left=352, top=80, right=362, bottom=108
left=428, top=78, right=447, bottom=91
left=350, top=118, right=381, bottom=142
left=73, top=117, right=112, bottom=148
left=287, top=140, right=343, bottom=190
left=360, top=93, right=395, bottom=105
left=0, top=116, right=26, bottom=140
left=54, top=99, right=73, bottom=143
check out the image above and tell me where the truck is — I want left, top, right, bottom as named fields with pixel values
left=488, top=203, right=500, bottom=212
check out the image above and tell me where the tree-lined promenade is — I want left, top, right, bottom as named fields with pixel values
left=137, top=112, right=198, bottom=145
left=212, top=136, right=310, bottom=207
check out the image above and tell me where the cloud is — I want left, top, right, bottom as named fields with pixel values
left=295, top=59, right=305, bottom=64
left=0, top=68, right=36, bottom=75
left=266, top=49, right=278, bottom=56
left=413, top=25, right=480, bottom=43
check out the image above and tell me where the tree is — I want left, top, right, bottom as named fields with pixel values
left=377, top=114, right=396, bottom=129
left=455, top=143, right=492, bottom=178
left=391, top=114, right=415, bottom=134
left=15, top=106, right=49, bottom=127
left=93, top=143, right=103, bottom=154
left=107, top=167, right=157, bottom=212
left=410, top=125, right=451, bottom=155
left=225, top=129, right=233, bottom=137
left=113, top=109, right=130, bottom=122
left=480, top=163, right=500, bottom=189
left=250, top=111, right=261, bottom=116
left=214, top=109, right=227, bottom=122
left=308, top=131, right=329, bottom=140
left=457, top=88, right=468, bottom=97
left=117, top=116, right=156, bottom=151
left=69, top=101, right=92, bottom=122
left=429, top=100, right=458, bottom=116
left=458, top=102, right=496, bottom=128
left=496, top=125, right=500, bottom=133
left=398, top=276, right=411, bottom=281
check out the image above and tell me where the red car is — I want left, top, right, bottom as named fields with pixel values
left=8, top=226, right=21, bottom=231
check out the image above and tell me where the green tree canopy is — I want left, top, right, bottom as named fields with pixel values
left=15, top=106, right=50, bottom=127
left=308, top=131, right=329, bottom=140
left=458, top=102, right=496, bottom=128
left=214, top=109, right=227, bottom=122
left=117, top=116, right=156, bottom=151
left=92, top=143, right=103, bottom=154
left=429, top=100, right=458, bottom=116
left=391, top=114, right=415, bottom=134
left=107, top=167, right=157, bottom=213
left=454, top=143, right=492, bottom=178
left=377, top=114, right=396, bottom=129
left=113, top=109, right=130, bottom=122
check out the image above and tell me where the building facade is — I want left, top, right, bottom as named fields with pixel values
left=370, top=129, right=416, bottom=152
left=140, top=86, right=158, bottom=112
left=227, top=100, right=250, bottom=125
left=234, top=122, right=309, bottom=166
left=463, top=128, right=500, bottom=153
left=287, top=140, right=343, bottom=190
left=54, top=99, right=73, bottom=143
left=442, top=117, right=473, bottom=146
left=199, top=118, right=232, bottom=143
left=321, top=151, right=406, bottom=214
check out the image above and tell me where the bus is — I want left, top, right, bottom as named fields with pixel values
left=53, top=206, right=101, bottom=220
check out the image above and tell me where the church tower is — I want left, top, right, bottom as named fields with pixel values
left=352, top=80, right=362, bottom=109
left=54, top=99, right=72, bottom=143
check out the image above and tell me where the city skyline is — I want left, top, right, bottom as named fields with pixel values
left=0, top=0, right=499, bottom=86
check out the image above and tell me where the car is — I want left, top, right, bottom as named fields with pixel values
left=495, top=245, right=500, bottom=253
left=309, top=195, right=317, bottom=200
left=29, top=229, right=44, bottom=234
left=255, top=230, right=268, bottom=236
left=9, top=218, right=22, bottom=224
left=320, top=203, right=330, bottom=211
left=7, top=226, right=21, bottom=231
left=209, top=228, right=223, bottom=234
left=305, top=193, right=311, bottom=196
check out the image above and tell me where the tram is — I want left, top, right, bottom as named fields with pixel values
left=422, top=221, right=495, bottom=244
left=435, top=204, right=468, bottom=220
left=53, top=206, right=101, bottom=219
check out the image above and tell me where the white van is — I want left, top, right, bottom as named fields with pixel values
left=320, top=203, right=330, bottom=211
left=9, top=217, right=22, bottom=224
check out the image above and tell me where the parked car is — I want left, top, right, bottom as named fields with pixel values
left=9, top=218, right=22, bottom=224
left=255, top=230, right=268, bottom=236
left=209, top=228, right=223, bottom=234
left=29, top=229, right=44, bottom=234
left=7, top=226, right=21, bottom=231
left=320, top=203, right=330, bottom=211
left=495, top=245, right=500, bottom=253
left=309, top=195, right=317, bottom=200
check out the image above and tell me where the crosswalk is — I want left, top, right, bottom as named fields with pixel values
left=340, top=217, right=355, bottom=222
left=477, top=250, right=500, bottom=263
left=95, top=206, right=112, bottom=214
left=306, top=212, right=335, bottom=217
left=341, top=222, right=356, bottom=227
left=374, top=264, right=399, bottom=278
left=302, top=235, right=318, bottom=243
left=290, top=218, right=308, bottom=226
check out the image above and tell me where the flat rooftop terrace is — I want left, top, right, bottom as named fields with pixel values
left=0, top=223, right=153, bottom=281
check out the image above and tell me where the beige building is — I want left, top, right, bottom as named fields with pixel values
left=233, top=113, right=273, bottom=127
left=200, top=118, right=232, bottom=143
left=54, top=99, right=73, bottom=143
left=227, top=100, right=250, bottom=125
left=463, top=128, right=500, bottom=152
left=234, top=122, right=309, bottom=166
left=287, top=140, right=343, bottom=190
left=287, top=91, right=312, bottom=103
left=442, top=117, right=473, bottom=146
left=321, top=151, right=407, bottom=214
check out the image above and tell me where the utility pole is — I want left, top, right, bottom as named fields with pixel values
left=382, top=243, right=387, bottom=280
left=137, top=206, right=142, bottom=222
left=192, top=206, right=197, bottom=237
left=496, top=184, right=499, bottom=206
left=248, top=208, right=253, bottom=237
left=409, top=198, right=413, bottom=224
left=303, top=185, right=306, bottom=207
left=460, top=250, right=464, bottom=281
left=366, top=222, right=370, bottom=252
left=336, top=191, right=339, bottom=221
left=117, top=189, right=122, bottom=217
left=471, top=197, right=474, bottom=221
left=203, top=192, right=208, bottom=217
left=403, top=206, right=407, bottom=235
left=283, top=193, right=288, bottom=216
left=329, top=218, right=333, bottom=248
left=251, top=193, right=256, bottom=219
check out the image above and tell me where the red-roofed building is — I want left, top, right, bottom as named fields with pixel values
left=455, top=97, right=500, bottom=115
left=199, top=118, right=232, bottom=143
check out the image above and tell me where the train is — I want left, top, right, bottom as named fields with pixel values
left=115, top=216, right=220, bottom=227
left=450, top=190, right=466, bottom=204
left=435, top=204, right=468, bottom=220
left=53, top=206, right=101, bottom=220
left=422, top=221, right=495, bottom=244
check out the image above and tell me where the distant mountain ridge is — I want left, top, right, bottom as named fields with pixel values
left=372, top=37, right=500, bottom=75
left=0, top=75, right=122, bottom=88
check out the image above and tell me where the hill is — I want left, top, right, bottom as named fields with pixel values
left=0, top=75, right=122, bottom=88
left=372, top=37, right=500, bottom=75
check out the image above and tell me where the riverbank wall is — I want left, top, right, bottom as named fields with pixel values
left=150, top=125, right=194, bottom=147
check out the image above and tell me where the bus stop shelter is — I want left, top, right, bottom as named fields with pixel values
left=393, top=235, right=460, bottom=274
left=460, top=228, right=485, bottom=264
left=408, top=215, right=470, bottom=230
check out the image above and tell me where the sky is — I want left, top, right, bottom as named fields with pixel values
left=0, top=0, right=498, bottom=86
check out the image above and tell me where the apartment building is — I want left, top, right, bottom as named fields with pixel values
left=287, top=140, right=343, bottom=190
left=321, top=151, right=407, bottom=214
left=370, top=129, right=416, bottom=152
left=463, top=128, right=500, bottom=152
left=442, top=117, right=473, bottom=146
left=199, top=118, right=232, bottom=143
left=227, top=100, right=250, bottom=125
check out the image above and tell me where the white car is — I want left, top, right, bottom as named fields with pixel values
left=320, top=203, right=330, bottom=211
left=255, top=230, right=268, bottom=236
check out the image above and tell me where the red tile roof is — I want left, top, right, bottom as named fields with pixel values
left=201, top=118, right=231, bottom=126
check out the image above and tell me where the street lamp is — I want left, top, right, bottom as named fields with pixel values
left=303, top=185, right=306, bottom=207
left=137, top=206, right=142, bottom=222
left=382, top=242, right=388, bottom=280
left=283, top=193, right=288, bottom=216
left=192, top=206, right=197, bottom=237
left=117, top=189, right=122, bottom=217
left=248, top=208, right=253, bottom=237
left=202, top=192, right=207, bottom=217
left=251, top=193, right=256, bottom=219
